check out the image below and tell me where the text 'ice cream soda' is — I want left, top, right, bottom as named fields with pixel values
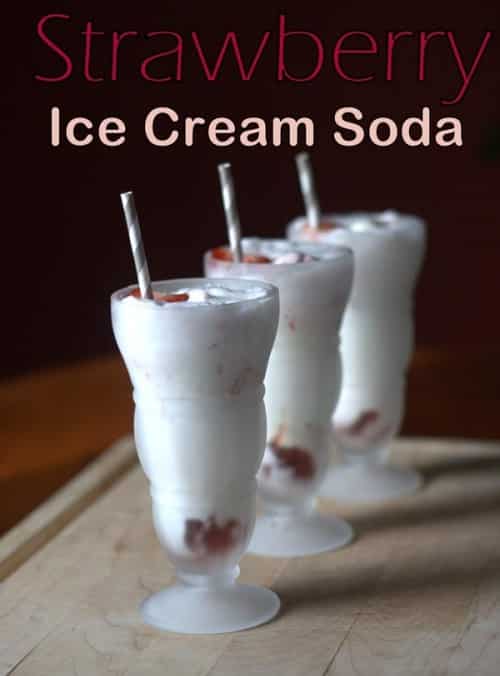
left=111, top=278, right=281, bottom=633
left=288, top=209, right=427, bottom=503
left=205, top=239, right=355, bottom=557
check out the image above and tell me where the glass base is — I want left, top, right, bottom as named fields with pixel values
left=141, top=580, right=280, bottom=634
left=247, top=510, right=354, bottom=558
left=320, top=462, right=423, bottom=504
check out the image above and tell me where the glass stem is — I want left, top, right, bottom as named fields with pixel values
left=176, top=566, right=240, bottom=589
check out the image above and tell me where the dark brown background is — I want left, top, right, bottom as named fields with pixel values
left=3, top=0, right=500, bottom=378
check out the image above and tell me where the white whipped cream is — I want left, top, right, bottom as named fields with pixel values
left=121, top=282, right=269, bottom=306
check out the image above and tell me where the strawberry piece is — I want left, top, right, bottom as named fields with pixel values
left=318, top=221, right=336, bottom=231
left=212, top=247, right=233, bottom=261
left=128, top=288, right=189, bottom=303
left=185, top=516, right=242, bottom=555
left=211, top=248, right=271, bottom=264
left=243, top=254, right=272, bottom=263
left=342, top=410, right=380, bottom=435
left=204, top=518, right=240, bottom=553
left=155, top=292, right=189, bottom=303
left=268, top=436, right=316, bottom=480
left=302, top=220, right=337, bottom=234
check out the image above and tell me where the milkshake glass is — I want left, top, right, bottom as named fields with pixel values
left=288, top=210, right=427, bottom=503
left=205, top=239, right=354, bottom=557
left=111, top=278, right=280, bottom=633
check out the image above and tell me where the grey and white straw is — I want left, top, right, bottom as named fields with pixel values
left=295, top=152, right=321, bottom=230
left=120, top=191, right=154, bottom=299
left=218, top=162, right=243, bottom=262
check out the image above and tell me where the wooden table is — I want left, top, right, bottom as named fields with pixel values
left=1, top=347, right=499, bottom=536
left=1, top=437, right=500, bottom=675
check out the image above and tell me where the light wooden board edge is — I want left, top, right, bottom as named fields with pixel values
left=391, top=436, right=500, bottom=456
left=0, top=436, right=137, bottom=582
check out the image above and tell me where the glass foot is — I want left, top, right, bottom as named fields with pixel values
left=141, top=581, right=280, bottom=634
left=320, top=462, right=423, bottom=504
left=247, top=510, right=354, bottom=557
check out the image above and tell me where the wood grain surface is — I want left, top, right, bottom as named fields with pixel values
left=1, top=438, right=500, bottom=676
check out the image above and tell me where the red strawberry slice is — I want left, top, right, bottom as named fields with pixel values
left=211, top=248, right=271, bottom=263
left=212, top=247, right=233, bottom=261
left=268, top=438, right=316, bottom=480
left=128, top=288, right=189, bottom=303
left=243, top=254, right=272, bottom=263
left=318, top=221, right=336, bottom=231
left=343, top=410, right=380, bottom=435
left=155, top=292, right=189, bottom=303
left=185, top=516, right=242, bottom=555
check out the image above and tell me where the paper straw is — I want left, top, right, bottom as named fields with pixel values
left=218, top=163, right=243, bottom=262
left=295, top=152, right=321, bottom=229
left=120, top=191, right=154, bottom=299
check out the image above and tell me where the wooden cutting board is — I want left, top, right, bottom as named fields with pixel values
left=1, top=437, right=500, bottom=676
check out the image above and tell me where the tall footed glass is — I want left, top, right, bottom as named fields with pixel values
left=288, top=210, right=426, bottom=503
left=205, top=240, right=354, bottom=557
left=111, top=278, right=279, bottom=633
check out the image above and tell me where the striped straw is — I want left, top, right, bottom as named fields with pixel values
left=120, top=191, right=154, bottom=299
left=295, top=152, right=321, bottom=229
left=217, top=163, right=243, bottom=262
